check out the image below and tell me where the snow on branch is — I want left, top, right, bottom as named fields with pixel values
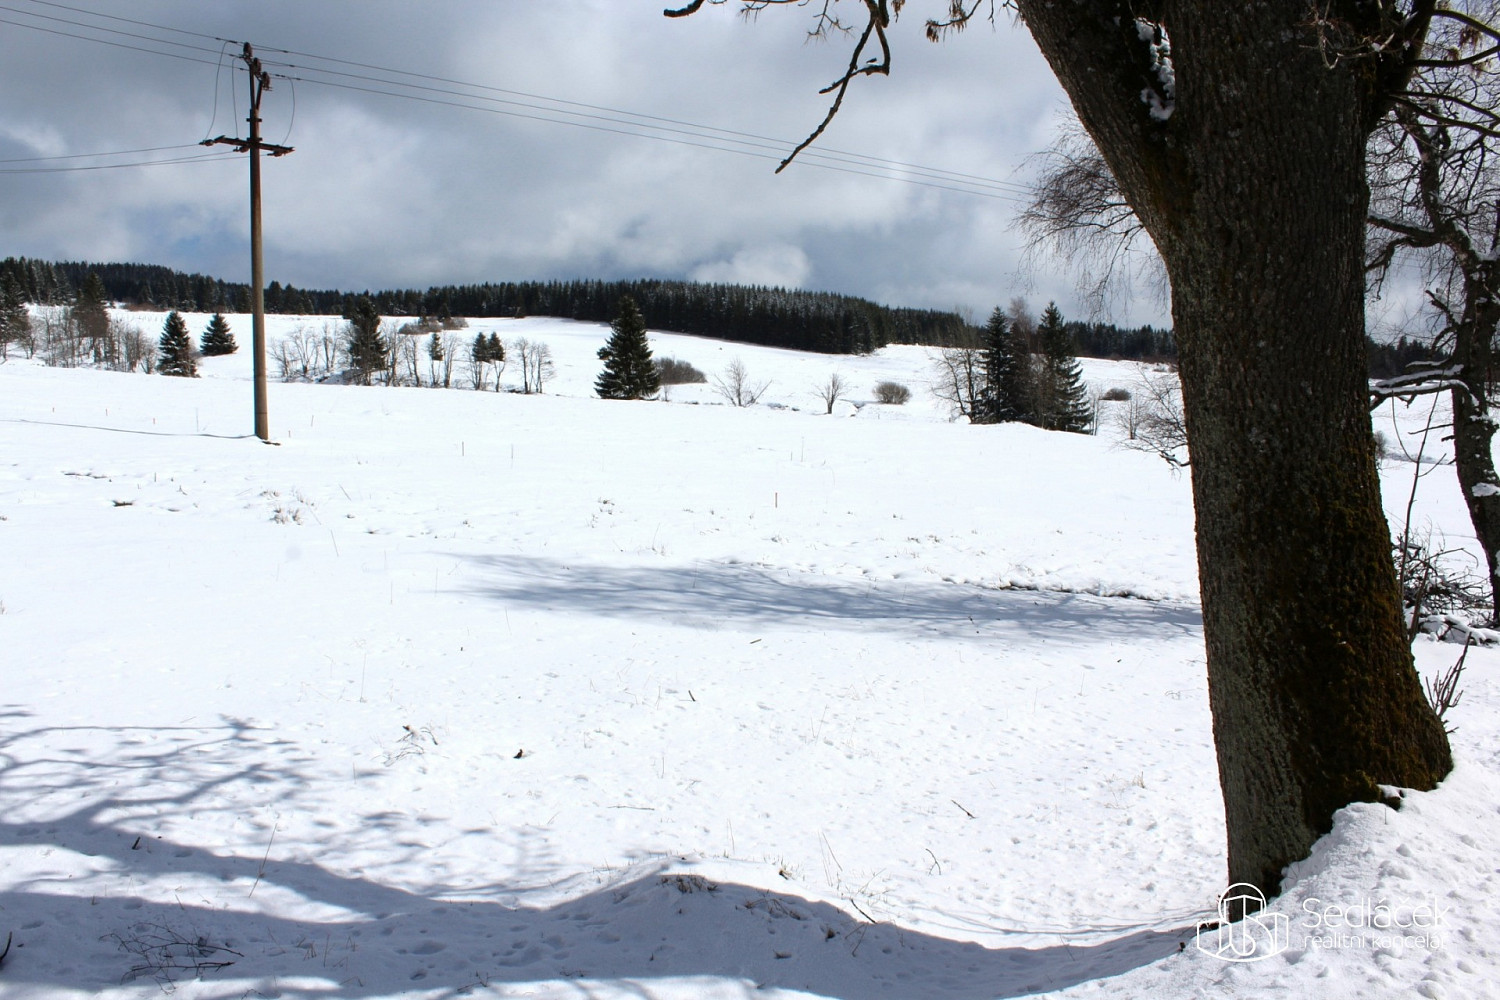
left=1369, top=362, right=1471, bottom=409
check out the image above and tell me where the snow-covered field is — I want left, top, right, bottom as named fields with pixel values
left=1, top=312, right=1496, bottom=999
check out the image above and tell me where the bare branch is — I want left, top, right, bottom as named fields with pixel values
left=778, top=2, right=892, bottom=171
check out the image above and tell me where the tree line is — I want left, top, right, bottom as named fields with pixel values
left=0, top=256, right=1449, bottom=378
left=3, top=255, right=1183, bottom=361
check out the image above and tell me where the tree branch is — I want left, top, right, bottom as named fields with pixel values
left=778, top=3, right=892, bottom=172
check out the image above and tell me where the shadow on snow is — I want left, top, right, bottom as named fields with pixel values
left=451, top=553, right=1202, bottom=645
left=0, top=711, right=1200, bottom=999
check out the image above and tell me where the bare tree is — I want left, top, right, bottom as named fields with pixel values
left=1367, top=4, right=1500, bottom=621
left=929, top=347, right=985, bottom=421
left=465, top=338, right=488, bottom=391
left=1121, top=364, right=1189, bottom=468
left=713, top=357, right=770, bottom=406
left=1021, top=119, right=1167, bottom=316
left=435, top=332, right=459, bottom=388
left=813, top=371, right=849, bottom=414
left=390, top=330, right=422, bottom=387
left=511, top=338, right=555, bottom=394
left=118, top=322, right=155, bottom=375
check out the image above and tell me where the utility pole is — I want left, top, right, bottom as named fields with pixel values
left=203, top=43, right=293, bottom=443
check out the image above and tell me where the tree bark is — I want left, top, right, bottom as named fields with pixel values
left=1450, top=269, right=1500, bottom=622
left=1017, top=0, right=1452, bottom=896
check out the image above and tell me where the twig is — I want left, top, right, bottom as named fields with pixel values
left=249, top=824, right=277, bottom=897
left=950, top=799, right=976, bottom=819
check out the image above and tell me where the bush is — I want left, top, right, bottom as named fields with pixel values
left=713, top=358, right=770, bottom=407
left=1101, top=386, right=1132, bottom=401
left=873, top=381, right=911, bottom=405
left=656, top=356, right=707, bottom=385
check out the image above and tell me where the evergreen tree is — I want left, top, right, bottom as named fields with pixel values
left=595, top=295, right=661, bottom=400
left=484, top=333, right=505, bottom=390
left=74, top=271, right=111, bottom=362
left=344, top=296, right=387, bottom=385
left=0, top=271, right=29, bottom=357
left=157, top=310, right=197, bottom=377
left=1035, top=303, right=1092, bottom=433
left=199, top=312, right=237, bottom=356
left=978, top=306, right=1030, bottom=424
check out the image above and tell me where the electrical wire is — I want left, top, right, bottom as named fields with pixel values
left=265, top=59, right=1030, bottom=199
left=0, top=143, right=207, bottom=164
left=271, top=70, right=1030, bottom=204
left=0, top=151, right=238, bottom=173
left=19, top=0, right=229, bottom=43
left=0, top=0, right=1033, bottom=201
left=0, top=14, right=223, bottom=67
left=0, top=3, right=227, bottom=59
left=252, top=43, right=1034, bottom=195
left=203, top=40, right=239, bottom=142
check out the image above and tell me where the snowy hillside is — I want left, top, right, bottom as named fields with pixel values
left=1, top=313, right=1496, bottom=999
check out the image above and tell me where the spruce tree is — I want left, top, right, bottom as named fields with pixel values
left=199, top=312, right=237, bottom=356
left=596, top=295, right=660, bottom=400
left=979, top=306, right=1029, bottom=424
left=74, top=272, right=111, bottom=363
left=485, top=333, right=504, bottom=390
left=0, top=272, right=29, bottom=357
left=344, top=296, right=387, bottom=385
left=157, top=310, right=197, bottom=377
left=1036, top=303, right=1092, bottom=433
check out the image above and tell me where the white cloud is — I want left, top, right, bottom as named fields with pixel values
left=0, top=1, right=1166, bottom=326
left=690, top=244, right=812, bottom=289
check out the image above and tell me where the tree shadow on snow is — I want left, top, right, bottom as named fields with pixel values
left=0, top=709, right=1200, bottom=999
left=453, top=553, right=1202, bottom=646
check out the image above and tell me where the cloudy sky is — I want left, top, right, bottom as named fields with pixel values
left=0, top=0, right=1169, bottom=326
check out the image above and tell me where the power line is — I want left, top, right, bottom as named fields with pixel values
left=271, top=70, right=1030, bottom=204
left=0, top=0, right=1034, bottom=202
left=0, top=13, right=223, bottom=67
left=19, top=0, right=229, bottom=43
left=0, top=3, right=226, bottom=58
left=0, top=151, right=237, bottom=173
left=251, top=42, right=1035, bottom=195
left=0, top=142, right=207, bottom=164
left=263, top=59, right=1031, bottom=199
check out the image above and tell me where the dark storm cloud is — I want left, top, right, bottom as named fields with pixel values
left=0, top=0, right=1167, bottom=325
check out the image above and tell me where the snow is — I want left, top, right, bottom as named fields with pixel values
left=1134, top=20, right=1176, bottom=123
left=1, top=314, right=1497, bottom=999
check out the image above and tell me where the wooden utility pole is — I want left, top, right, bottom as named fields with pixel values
left=203, top=43, right=293, bottom=443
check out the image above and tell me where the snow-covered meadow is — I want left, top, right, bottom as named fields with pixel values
left=1, top=312, right=1497, bottom=999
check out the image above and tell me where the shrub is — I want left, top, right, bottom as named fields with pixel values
left=656, top=356, right=707, bottom=385
left=713, top=358, right=771, bottom=407
left=873, top=381, right=911, bottom=405
left=1101, top=386, right=1132, bottom=401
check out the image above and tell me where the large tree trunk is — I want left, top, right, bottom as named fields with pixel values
left=1017, top=1, right=1452, bottom=897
